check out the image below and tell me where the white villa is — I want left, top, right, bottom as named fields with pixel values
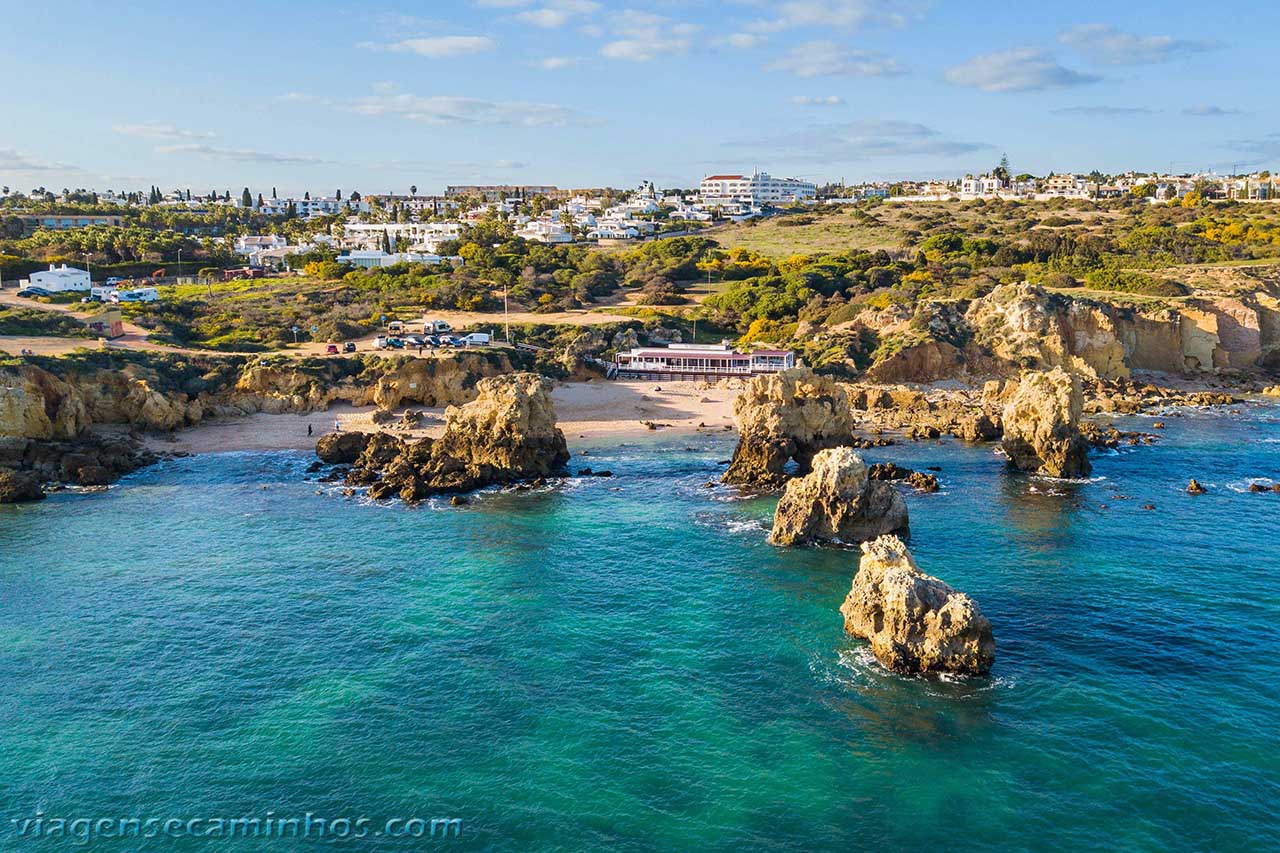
left=24, top=264, right=91, bottom=292
left=339, top=222, right=464, bottom=253
left=515, top=220, right=574, bottom=244
left=335, top=250, right=451, bottom=269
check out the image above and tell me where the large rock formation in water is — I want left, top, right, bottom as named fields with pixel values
left=331, top=372, right=570, bottom=500
left=840, top=535, right=995, bottom=676
left=769, top=447, right=909, bottom=546
left=723, top=368, right=857, bottom=488
left=1001, top=367, right=1092, bottom=478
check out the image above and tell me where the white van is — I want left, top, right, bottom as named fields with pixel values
left=387, top=320, right=406, bottom=334
left=425, top=319, right=452, bottom=334
left=461, top=332, right=491, bottom=347
left=90, top=285, right=119, bottom=301
left=110, top=287, right=159, bottom=303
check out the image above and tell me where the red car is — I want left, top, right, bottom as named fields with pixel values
left=325, top=344, right=339, bottom=354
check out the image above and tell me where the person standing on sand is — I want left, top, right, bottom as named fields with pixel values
left=418, top=345, right=423, bottom=356
left=334, top=419, right=341, bottom=432
left=307, top=424, right=313, bottom=437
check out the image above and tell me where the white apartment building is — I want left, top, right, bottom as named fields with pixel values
left=258, top=196, right=370, bottom=218
left=335, top=250, right=450, bottom=269
left=338, top=222, right=464, bottom=253
left=699, top=171, right=817, bottom=206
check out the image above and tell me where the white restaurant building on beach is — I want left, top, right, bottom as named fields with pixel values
left=613, top=342, right=796, bottom=380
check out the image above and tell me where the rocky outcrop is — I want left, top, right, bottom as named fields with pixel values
left=0, top=468, right=45, bottom=503
left=769, top=447, right=909, bottom=546
left=0, top=433, right=157, bottom=496
left=0, top=366, right=90, bottom=440
left=840, top=535, right=995, bottom=676
left=315, top=431, right=371, bottom=464
left=1001, top=368, right=1092, bottom=478
left=724, top=368, right=856, bottom=487
left=966, top=283, right=1130, bottom=380
left=328, top=372, right=569, bottom=500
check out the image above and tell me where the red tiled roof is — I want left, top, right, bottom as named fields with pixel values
left=703, top=175, right=744, bottom=181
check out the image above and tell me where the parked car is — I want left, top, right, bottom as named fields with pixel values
left=439, top=335, right=462, bottom=347
left=326, top=344, right=339, bottom=354
left=424, top=335, right=441, bottom=347
left=373, top=335, right=389, bottom=350
left=17, top=287, right=50, bottom=298
left=404, top=335, right=425, bottom=347
left=384, top=337, right=405, bottom=349
left=342, top=342, right=357, bottom=353
left=461, top=332, right=491, bottom=347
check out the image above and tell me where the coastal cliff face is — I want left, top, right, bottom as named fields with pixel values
left=840, top=535, right=995, bottom=676
left=231, top=351, right=516, bottom=414
left=328, top=372, right=570, bottom=500
left=1001, top=368, right=1092, bottom=478
left=724, top=367, right=857, bottom=488
left=848, top=282, right=1280, bottom=385
left=0, top=351, right=520, bottom=499
left=769, top=447, right=909, bottom=546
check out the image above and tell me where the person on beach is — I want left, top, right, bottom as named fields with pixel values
left=307, top=424, right=313, bottom=437
left=334, top=420, right=341, bottom=432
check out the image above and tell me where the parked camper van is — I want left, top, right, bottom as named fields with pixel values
left=110, top=287, right=159, bottom=304
left=90, top=285, right=119, bottom=301
left=387, top=320, right=406, bottom=335
left=461, top=332, right=491, bottom=347
left=424, top=319, right=452, bottom=334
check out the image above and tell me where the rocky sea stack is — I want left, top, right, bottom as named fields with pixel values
left=769, top=447, right=909, bottom=546
left=840, top=535, right=995, bottom=677
left=723, top=367, right=856, bottom=488
left=325, top=372, right=569, bottom=500
left=1001, top=367, right=1092, bottom=478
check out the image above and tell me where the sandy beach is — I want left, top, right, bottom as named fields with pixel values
left=145, top=380, right=741, bottom=455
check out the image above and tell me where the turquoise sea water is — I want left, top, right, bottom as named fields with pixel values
left=2, top=404, right=1278, bottom=851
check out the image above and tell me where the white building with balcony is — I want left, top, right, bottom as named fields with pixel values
left=699, top=171, right=816, bottom=206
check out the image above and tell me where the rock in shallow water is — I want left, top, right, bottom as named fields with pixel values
left=1001, top=367, right=1091, bottom=479
left=840, top=535, right=995, bottom=677
left=723, top=368, right=856, bottom=489
left=769, top=447, right=908, bottom=546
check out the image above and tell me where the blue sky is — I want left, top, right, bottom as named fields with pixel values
left=2, top=0, right=1275, bottom=195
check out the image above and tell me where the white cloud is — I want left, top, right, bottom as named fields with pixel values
left=723, top=32, right=765, bottom=49
left=730, top=119, right=991, bottom=162
left=746, top=1, right=919, bottom=33
left=112, top=122, right=215, bottom=140
left=768, top=41, right=904, bottom=77
left=945, top=48, right=1099, bottom=92
left=600, top=11, right=699, bottom=61
left=1183, top=105, right=1241, bottom=117
left=349, top=89, right=589, bottom=127
left=511, top=0, right=599, bottom=28
left=1058, top=24, right=1216, bottom=65
left=493, top=159, right=528, bottom=169
left=0, top=147, right=77, bottom=173
left=536, top=56, right=580, bottom=69
left=155, top=144, right=332, bottom=164
left=792, top=95, right=845, bottom=105
left=360, top=35, right=497, bottom=57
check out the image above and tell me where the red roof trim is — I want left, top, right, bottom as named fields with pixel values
left=703, top=175, right=744, bottom=181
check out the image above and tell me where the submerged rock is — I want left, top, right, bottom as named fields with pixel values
left=1001, top=368, right=1092, bottom=478
left=840, top=535, right=995, bottom=676
left=769, top=447, right=909, bottom=546
left=723, top=368, right=856, bottom=488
